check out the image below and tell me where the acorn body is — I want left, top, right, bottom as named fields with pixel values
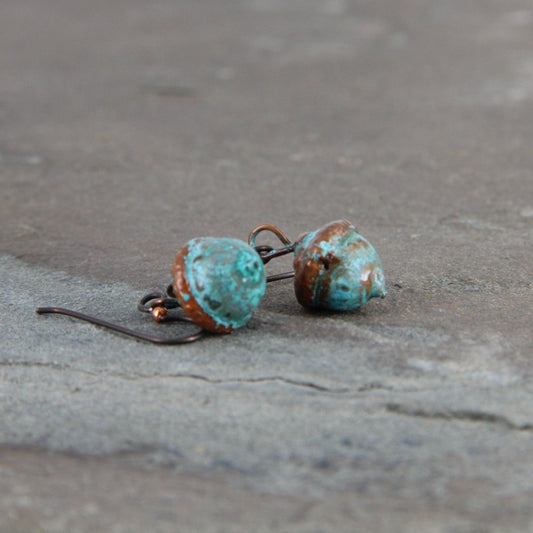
left=172, top=237, right=266, bottom=333
left=293, top=220, right=386, bottom=310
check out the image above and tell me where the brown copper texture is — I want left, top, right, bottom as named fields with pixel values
left=293, top=219, right=359, bottom=308
left=171, top=245, right=232, bottom=334
left=151, top=306, right=168, bottom=323
left=359, top=264, right=377, bottom=295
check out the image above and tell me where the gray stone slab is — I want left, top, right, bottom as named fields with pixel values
left=3, top=449, right=531, bottom=533
left=1, top=0, right=532, bottom=531
left=1, top=248, right=532, bottom=529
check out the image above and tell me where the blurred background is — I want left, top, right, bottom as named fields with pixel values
left=2, top=0, right=531, bottom=290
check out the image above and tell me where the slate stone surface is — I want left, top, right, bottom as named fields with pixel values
left=1, top=0, right=532, bottom=531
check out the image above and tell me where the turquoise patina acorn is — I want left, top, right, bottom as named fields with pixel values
left=293, top=220, right=386, bottom=310
left=171, top=237, right=266, bottom=333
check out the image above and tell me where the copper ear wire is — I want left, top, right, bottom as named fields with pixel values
left=37, top=291, right=205, bottom=344
left=248, top=223, right=296, bottom=282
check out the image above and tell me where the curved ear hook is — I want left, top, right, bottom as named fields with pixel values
left=36, top=291, right=205, bottom=344
left=248, top=223, right=292, bottom=250
left=248, top=223, right=296, bottom=282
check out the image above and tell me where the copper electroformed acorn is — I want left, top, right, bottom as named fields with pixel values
left=249, top=219, right=386, bottom=312
left=171, top=237, right=267, bottom=333
left=293, top=220, right=386, bottom=310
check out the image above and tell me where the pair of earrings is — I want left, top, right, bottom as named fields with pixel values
left=37, top=220, right=386, bottom=344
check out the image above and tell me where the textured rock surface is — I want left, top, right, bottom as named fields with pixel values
left=1, top=0, right=532, bottom=531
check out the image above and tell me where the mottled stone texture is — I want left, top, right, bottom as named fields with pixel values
left=0, top=0, right=532, bottom=531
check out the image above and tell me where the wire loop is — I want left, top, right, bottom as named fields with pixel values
left=249, top=223, right=296, bottom=281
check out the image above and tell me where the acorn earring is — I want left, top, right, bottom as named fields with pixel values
left=37, top=236, right=267, bottom=343
left=170, top=236, right=266, bottom=333
left=36, top=220, right=385, bottom=344
left=249, top=220, right=386, bottom=310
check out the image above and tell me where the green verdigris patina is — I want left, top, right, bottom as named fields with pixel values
left=172, top=237, right=266, bottom=332
left=293, top=220, right=386, bottom=311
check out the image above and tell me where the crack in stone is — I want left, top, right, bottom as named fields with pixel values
left=5, top=362, right=530, bottom=430
left=0, top=360, right=391, bottom=394
left=153, top=373, right=352, bottom=393
left=0, top=360, right=99, bottom=376
left=0, top=360, right=65, bottom=370
left=386, top=403, right=533, bottom=431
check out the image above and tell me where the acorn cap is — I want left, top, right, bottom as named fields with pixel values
left=172, top=237, right=266, bottom=333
